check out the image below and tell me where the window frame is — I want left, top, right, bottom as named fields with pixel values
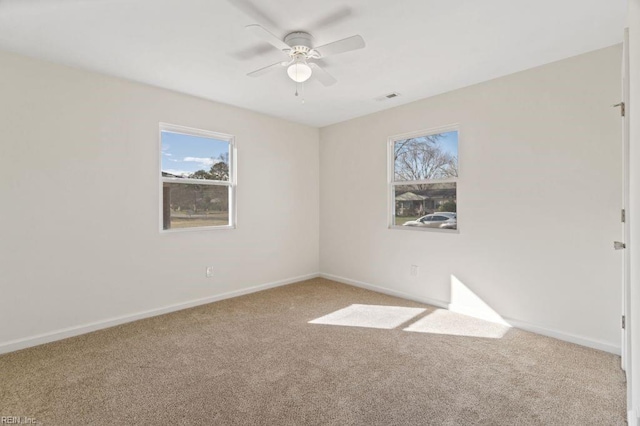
left=159, top=122, right=237, bottom=233
left=387, top=124, right=460, bottom=233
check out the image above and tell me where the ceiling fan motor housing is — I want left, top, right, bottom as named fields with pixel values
left=284, top=31, right=314, bottom=53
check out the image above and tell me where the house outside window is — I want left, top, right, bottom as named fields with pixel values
left=389, top=127, right=459, bottom=231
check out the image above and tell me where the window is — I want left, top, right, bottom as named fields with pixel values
left=389, top=127, right=458, bottom=231
left=160, top=123, right=235, bottom=231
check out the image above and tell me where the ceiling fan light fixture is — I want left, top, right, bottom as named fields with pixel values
left=287, top=60, right=312, bottom=83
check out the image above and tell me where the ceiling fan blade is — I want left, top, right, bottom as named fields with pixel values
left=246, top=24, right=290, bottom=52
left=247, top=61, right=285, bottom=78
left=232, top=43, right=277, bottom=60
left=227, top=0, right=280, bottom=30
left=309, top=63, right=337, bottom=86
left=306, top=7, right=353, bottom=31
left=314, top=35, right=365, bottom=58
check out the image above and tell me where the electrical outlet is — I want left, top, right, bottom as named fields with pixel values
left=410, top=265, right=419, bottom=277
left=206, top=266, right=215, bottom=278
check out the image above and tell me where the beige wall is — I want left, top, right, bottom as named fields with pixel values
left=0, top=51, right=320, bottom=351
left=320, top=45, right=623, bottom=352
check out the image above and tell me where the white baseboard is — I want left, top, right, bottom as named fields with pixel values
left=0, top=272, right=320, bottom=355
left=448, top=303, right=511, bottom=325
left=320, top=273, right=621, bottom=355
left=320, top=273, right=450, bottom=309
left=629, top=409, right=638, bottom=426
left=2, top=272, right=620, bottom=356
left=504, top=316, right=620, bottom=355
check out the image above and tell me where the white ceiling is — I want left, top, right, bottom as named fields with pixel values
left=0, top=0, right=626, bottom=127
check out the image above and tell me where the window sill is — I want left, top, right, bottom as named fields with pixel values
left=388, top=225, right=460, bottom=234
left=160, top=224, right=236, bottom=234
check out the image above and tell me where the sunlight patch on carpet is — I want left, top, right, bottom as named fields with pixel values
left=404, top=309, right=510, bottom=338
left=309, top=304, right=426, bottom=329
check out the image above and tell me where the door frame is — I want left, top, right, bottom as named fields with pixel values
left=622, top=28, right=632, bottom=409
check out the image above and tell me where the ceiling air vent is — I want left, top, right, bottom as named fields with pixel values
left=375, top=92, right=401, bottom=101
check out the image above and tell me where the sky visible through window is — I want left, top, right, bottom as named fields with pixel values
left=436, top=131, right=458, bottom=158
left=394, top=130, right=458, bottom=182
left=161, top=131, right=229, bottom=177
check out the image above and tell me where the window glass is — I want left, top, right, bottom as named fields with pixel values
left=160, top=125, right=235, bottom=231
left=161, top=131, right=230, bottom=181
left=391, top=129, right=458, bottom=231
left=394, top=131, right=458, bottom=181
left=162, top=183, right=229, bottom=229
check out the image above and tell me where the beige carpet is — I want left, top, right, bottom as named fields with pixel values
left=0, top=278, right=626, bottom=425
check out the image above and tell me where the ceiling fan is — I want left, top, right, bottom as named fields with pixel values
left=244, top=24, right=365, bottom=87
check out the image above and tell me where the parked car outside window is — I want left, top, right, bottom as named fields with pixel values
left=403, top=212, right=457, bottom=229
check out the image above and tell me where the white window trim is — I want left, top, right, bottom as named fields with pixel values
left=159, top=122, right=237, bottom=233
left=387, top=124, right=460, bottom=233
